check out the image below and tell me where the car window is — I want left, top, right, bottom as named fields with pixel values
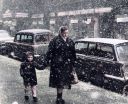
left=21, top=33, right=33, bottom=44
left=21, top=34, right=27, bottom=42
left=97, top=43, right=114, bottom=59
left=116, top=42, right=128, bottom=61
left=15, top=34, right=20, bottom=42
left=75, top=42, right=88, bottom=54
left=88, top=43, right=96, bottom=56
left=27, top=35, right=33, bottom=43
left=35, top=33, right=49, bottom=43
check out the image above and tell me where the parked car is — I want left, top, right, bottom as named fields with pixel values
left=0, top=30, right=13, bottom=54
left=7, top=29, right=53, bottom=61
left=75, top=38, right=128, bottom=94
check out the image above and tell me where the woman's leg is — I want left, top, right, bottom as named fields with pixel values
left=56, top=88, right=65, bottom=104
left=57, top=88, right=63, bottom=100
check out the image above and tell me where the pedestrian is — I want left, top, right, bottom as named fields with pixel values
left=44, top=26, right=76, bottom=104
left=20, top=52, right=44, bottom=102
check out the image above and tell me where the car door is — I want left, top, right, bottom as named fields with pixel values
left=83, top=42, right=98, bottom=81
left=75, top=41, right=89, bottom=81
left=88, top=43, right=124, bottom=92
left=97, top=43, right=124, bottom=92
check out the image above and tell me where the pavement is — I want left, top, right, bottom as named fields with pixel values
left=0, top=55, right=128, bottom=104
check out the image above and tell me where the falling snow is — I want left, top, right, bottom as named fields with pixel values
left=1, top=0, right=128, bottom=104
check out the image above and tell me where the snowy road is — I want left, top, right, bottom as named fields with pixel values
left=0, top=55, right=128, bottom=104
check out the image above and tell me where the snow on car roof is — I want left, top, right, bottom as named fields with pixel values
left=76, top=38, right=128, bottom=45
left=18, top=29, right=51, bottom=34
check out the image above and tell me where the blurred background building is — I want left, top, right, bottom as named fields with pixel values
left=0, top=0, right=3, bottom=28
left=0, top=0, right=128, bottom=39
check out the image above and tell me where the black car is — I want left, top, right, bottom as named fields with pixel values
left=75, top=38, right=128, bottom=94
left=7, top=29, right=53, bottom=61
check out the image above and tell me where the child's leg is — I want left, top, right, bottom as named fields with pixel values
left=31, top=85, right=38, bottom=102
left=24, top=85, right=29, bottom=100
left=24, top=85, right=29, bottom=96
left=31, top=85, right=37, bottom=97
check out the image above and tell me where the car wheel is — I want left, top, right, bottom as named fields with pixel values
left=122, top=85, right=128, bottom=96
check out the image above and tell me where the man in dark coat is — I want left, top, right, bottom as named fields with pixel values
left=45, top=26, right=76, bottom=104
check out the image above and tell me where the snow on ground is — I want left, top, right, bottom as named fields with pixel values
left=0, top=55, right=128, bottom=104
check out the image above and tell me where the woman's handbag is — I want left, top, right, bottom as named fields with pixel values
left=71, top=69, right=79, bottom=84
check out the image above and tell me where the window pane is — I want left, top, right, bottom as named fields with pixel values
left=88, top=43, right=96, bottom=55
left=116, top=42, right=128, bottom=61
left=97, top=43, right=114, bottom=59
left=75, top=42, right=87, bottom=50
left=35, top=33, right=49, bottom=43
left=21, top=35, right=26, bottom=42
left=27, top=35, right=33, bottom=43
left=28, top=35, right=32, bottom=39
left=75, top=42, right=88, bottom=54
left=16, top=35, right=20, bottom=41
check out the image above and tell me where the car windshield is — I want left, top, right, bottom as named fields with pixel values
left=116, top=42, right=128, bottom=61
left=0, top=30, right=10, bottom=38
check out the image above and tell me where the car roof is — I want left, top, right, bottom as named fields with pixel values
left=18, top=29, right=52, bottom=34
left=76, top=38, right=128, bottom=45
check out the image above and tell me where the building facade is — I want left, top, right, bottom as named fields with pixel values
left=49, top=0, right=114, bottom=38
left=1, top=0, right=128, bottom=39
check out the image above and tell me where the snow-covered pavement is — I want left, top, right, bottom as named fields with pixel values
left=0, top=55, right=128, bottom=104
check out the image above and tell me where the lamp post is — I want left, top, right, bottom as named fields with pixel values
left=90, top=0, right=100, bottom=38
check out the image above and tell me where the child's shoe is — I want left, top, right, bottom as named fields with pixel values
left=24, top=96, right=29, bottom=101
left=33, top=97, right=38, bottom=102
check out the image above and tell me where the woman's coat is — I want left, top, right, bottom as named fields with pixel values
left=45, top=35, right=76, bottom=89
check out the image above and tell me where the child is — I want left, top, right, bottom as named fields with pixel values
left=20, top=52, right=44, bottom=102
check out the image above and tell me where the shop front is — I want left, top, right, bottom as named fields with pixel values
left=2, top=11, right=29, bottom=36
left=49, top=7, right=112, bottom=39
left=31, top=14, right=44, bottom=29
left=115, top=15, right=128, bottom=39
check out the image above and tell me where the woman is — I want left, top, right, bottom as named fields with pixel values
left=44, top=26, right=76, bottom=104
